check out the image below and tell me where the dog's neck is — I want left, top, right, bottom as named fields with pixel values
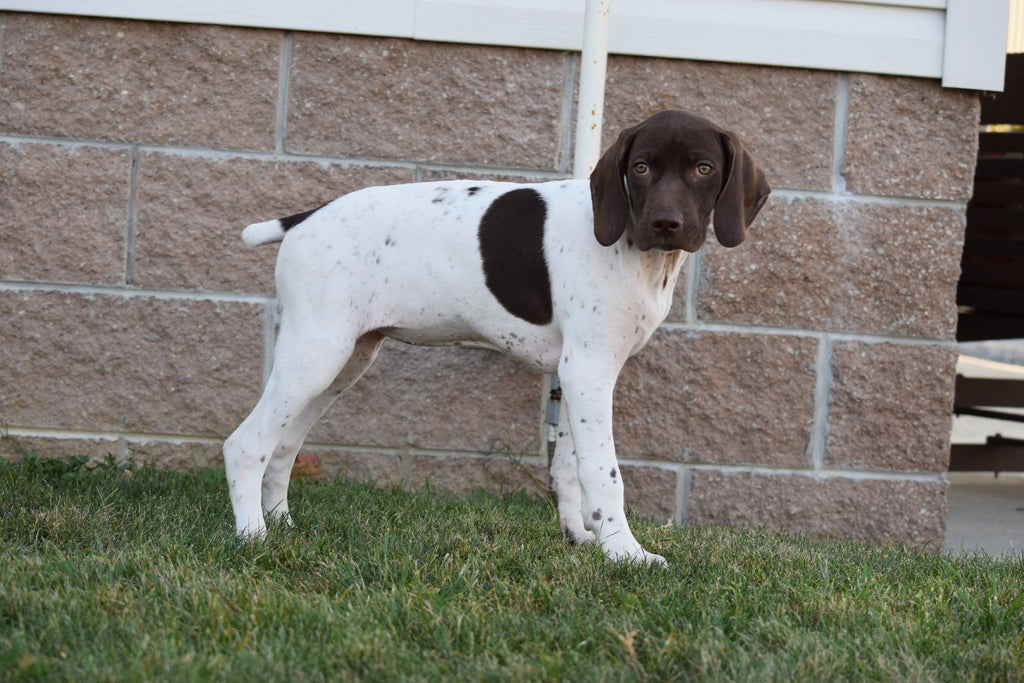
left=636, top=247, right=687, bottom=293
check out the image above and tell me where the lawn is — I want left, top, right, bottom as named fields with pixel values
left=1, top=453, right=1022, bottom=681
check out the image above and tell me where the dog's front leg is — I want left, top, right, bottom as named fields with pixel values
left=558, top=357, right=667, bottom=566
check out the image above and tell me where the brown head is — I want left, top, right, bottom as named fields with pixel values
left=590, top=110, right=770, bottom=252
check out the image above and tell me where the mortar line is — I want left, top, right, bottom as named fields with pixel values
left=406, top=450, right=550, bottom=465
left=3, top=427, right=119, bottom=442
left=557, top=51, right=578, bottom=174
left=392, top=449, right=687, bottom=474
left=676, top=467, right=690, bottom=526
left=125, top=145, right=140, bottom=285
left=0, top=279, right=275, bottom=305
left=832, top=72, right=850, bottom=194
left=808, top=334, right=833, bottom=470
left=402, top=446, right=420, bottom=489
left=0, top=133, right=409, bottom=169
left=126, top=143, right=566, bottom=181
left=0, top=135, right=136, bottom=152
left=2, top=426, right=224, bottom=445
left=657, top=320, right=960, bottom=348
left=683, top=462, right=946, bottom=484
left=771, top=187, right=966, bottom=210
left=135, top=145, right=420, bottom=170
left=120, top=141, right=566, bottom=181
left=275, top=32, right=293, bottom=154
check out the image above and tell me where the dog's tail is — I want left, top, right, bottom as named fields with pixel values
left=242, top=202, right=330, bottom=247
left=242, top=219, right=287, bottom=248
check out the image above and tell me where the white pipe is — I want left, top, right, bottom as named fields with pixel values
left=572, top=0, right=611, bottom=179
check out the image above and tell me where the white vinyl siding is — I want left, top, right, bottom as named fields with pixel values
left=0, top=0, right=1010, bottom=89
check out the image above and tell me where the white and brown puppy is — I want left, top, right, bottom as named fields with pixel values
left=224, top=110, right=769, bottom=565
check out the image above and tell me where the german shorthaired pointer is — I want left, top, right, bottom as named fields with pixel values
left=224, top=110, right=769, bottom=565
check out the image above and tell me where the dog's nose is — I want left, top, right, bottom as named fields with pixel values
left=650, top=211, right=683, bottom=234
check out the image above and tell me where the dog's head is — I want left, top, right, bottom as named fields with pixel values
left=590, top=110, right=770, bottom=252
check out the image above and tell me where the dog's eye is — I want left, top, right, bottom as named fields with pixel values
left=633, top=161, right=650, bottom=175
left=696, top=163, right=713, bottom=177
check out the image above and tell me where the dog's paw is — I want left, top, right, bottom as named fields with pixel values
left=234, top=515, right=269, bottom=543
left=634, top=550, right=668, bottom=567
left=607, top=547, right=667, bottom=567
left=601, top=537, right=667, bottom=567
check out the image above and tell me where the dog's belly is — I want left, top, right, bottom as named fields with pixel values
left=379, top=320, right=563, bottom=372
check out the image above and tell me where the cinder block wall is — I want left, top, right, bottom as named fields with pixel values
left=0, top=13, right=979, bottom=546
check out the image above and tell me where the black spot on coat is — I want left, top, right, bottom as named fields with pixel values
left=478, top=189, right=554, bottom=326
left=279, top=201, right=330, bottom=231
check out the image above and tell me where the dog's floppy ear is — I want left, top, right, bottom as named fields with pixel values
left=590, top=125, right=637, bottom=247
left=713, top=131, right=770, bottom=248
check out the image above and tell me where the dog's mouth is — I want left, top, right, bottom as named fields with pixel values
left=634, top=227, right=707, bottom=254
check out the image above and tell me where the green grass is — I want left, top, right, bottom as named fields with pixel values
left=1, top=453, right=1022, bottom=682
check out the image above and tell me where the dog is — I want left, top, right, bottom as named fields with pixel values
left=223, top=110, right=770, bottom=565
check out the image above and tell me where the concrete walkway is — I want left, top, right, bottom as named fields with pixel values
left=944, top=356, right=1024, bottom=559
left=944, top=471, right=1024, bottom=558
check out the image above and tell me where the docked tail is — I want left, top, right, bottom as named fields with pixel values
left=241, top=219, right=287, bottom=247
left=242, top=202, right=330, bottom=247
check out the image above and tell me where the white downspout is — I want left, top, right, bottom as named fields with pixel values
left=547, top=0, right=612, bottom=476
left=573, top=0, right=612, bottom=179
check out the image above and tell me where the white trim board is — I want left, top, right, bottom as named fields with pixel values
left=0, top=0, right=1011, bottom=90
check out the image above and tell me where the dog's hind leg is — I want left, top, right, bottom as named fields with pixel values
left=259, top=331, right=386, bottom=526
left=224, top=323, right=380, bottom=541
